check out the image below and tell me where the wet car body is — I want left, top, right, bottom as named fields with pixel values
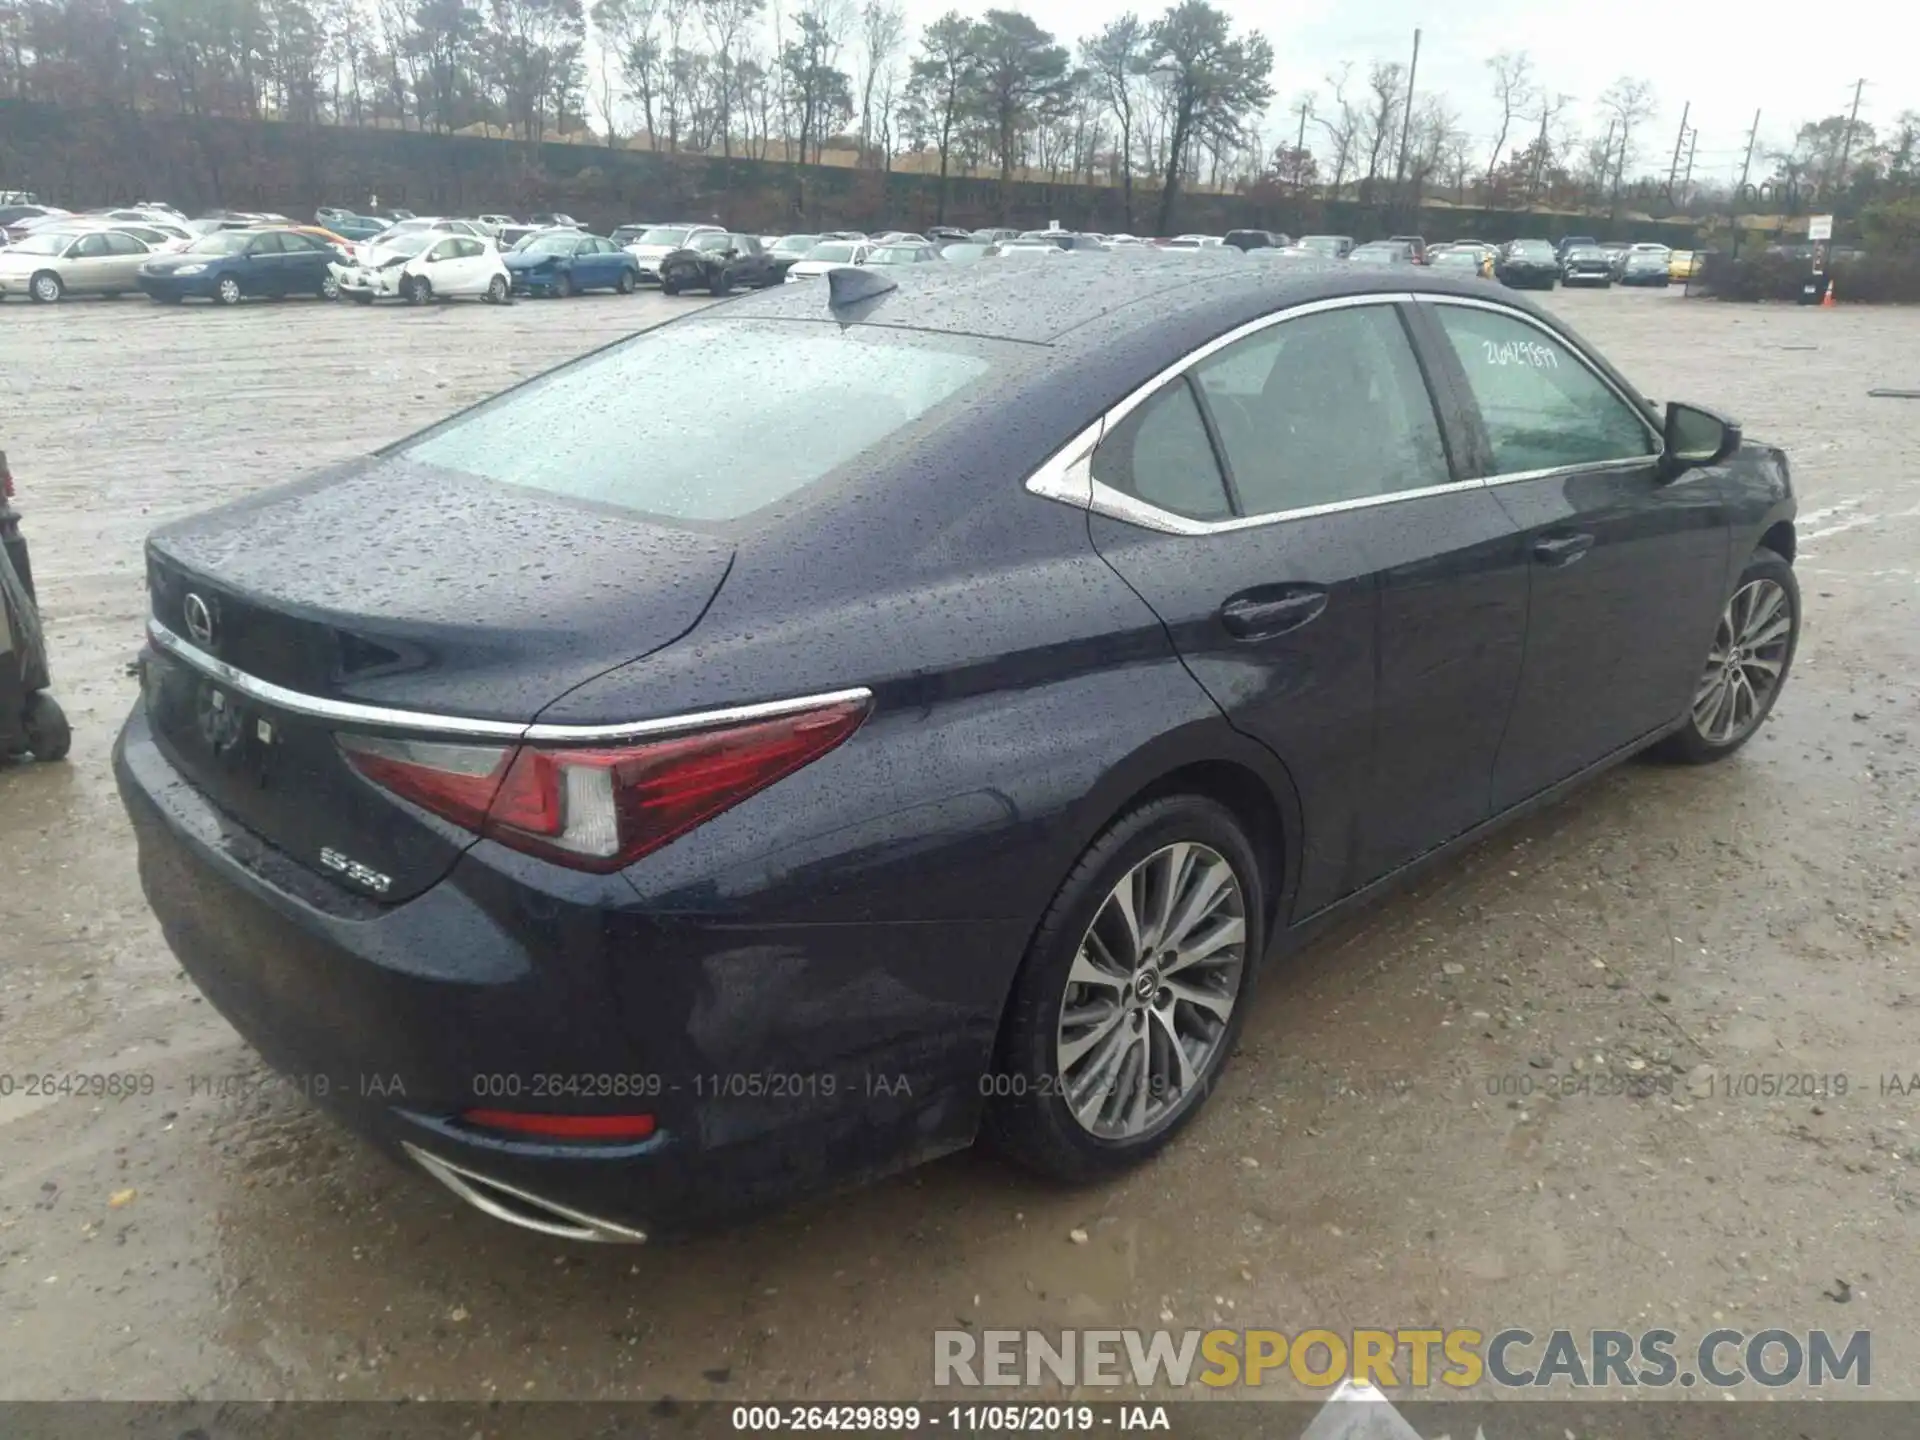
left=657, top=233, right=779, bottom=295
left=1562, top=246, right=1616, bottom=287
left=137, top=227, right=343, bottom=304
left=505, top=234, right=640, bottom=297
left=117, top=258, right=1798, bottom=1241
left=1496, top=240, right=1560, bottom=290
left=1620, top=251, right=1672, bottom=287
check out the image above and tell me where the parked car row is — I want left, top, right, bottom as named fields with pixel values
left=3, top=199, right=1713, bottom=309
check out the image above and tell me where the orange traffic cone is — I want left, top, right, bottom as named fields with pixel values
left=1821, top=281, right=1836, bottom=308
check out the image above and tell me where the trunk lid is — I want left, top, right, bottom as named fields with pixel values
left=141, top=454, right=734, bottom=901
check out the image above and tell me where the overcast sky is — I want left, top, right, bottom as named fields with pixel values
left=882, top=0, right=1918, bottom=180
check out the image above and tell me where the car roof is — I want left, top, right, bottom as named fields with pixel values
left=693, top=252, right=1554, bottom=353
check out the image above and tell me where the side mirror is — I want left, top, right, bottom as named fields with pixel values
left=1660, top=401, right=1741, bottom=479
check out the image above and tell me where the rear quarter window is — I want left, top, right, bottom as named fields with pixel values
left=396, top=319, right=1018, bottom=522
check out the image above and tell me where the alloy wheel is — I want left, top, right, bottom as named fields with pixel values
left=1692, top=577, right=1793, bottom=746
left=31, top=273, right=60, bottom=302
left=216, top=277, right=241, bottom=305
left=1054, top=842, right=1246, bottom=1140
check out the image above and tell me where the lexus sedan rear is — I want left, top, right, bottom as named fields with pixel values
left=119, top=259, right=1799, bottom=1242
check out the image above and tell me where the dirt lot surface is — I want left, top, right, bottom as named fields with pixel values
left=2, top=281, right=1918, bottom=1406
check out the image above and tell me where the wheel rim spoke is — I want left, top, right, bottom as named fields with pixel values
left=1163, top=916, right=1245, bottom=977
left=1055, top=841, right=1246, bottom=1140
left=1690, top=578, right=1792, bottom=747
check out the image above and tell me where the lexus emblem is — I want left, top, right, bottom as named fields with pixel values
left=183, top=592, right=215, bottom=647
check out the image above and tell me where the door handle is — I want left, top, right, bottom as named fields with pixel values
left=1220, top=587, right=1329, bottom=639
left=1532, top=533, right=1595, bottom=566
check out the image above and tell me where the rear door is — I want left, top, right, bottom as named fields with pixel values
left=279, top=231, right=334, bottom=291
left=1418, top=296, right=1732, bottom=808
left=99, top=229, right=151, bottom=285
left=1083, top=297, right=1526, bottom=915
left=449, top=237, right=490, bottom=292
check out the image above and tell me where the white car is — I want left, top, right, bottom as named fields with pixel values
left=363, top=217, right=493, bottom=253
left=622, top=223, right=725, bottom=283
left=332, top=232, right=510, bottom=305
left=784, top=239, right=874, bottom=280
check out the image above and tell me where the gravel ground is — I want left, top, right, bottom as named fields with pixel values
left=2, top=282, right=1917, bottom=1405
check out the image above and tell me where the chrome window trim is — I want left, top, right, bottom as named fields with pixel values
left=1024, top=291, right=1463, bottom=535
left=1410, top=292, right=1667, bottom=469
left=146, top=617, right=873, bottom=743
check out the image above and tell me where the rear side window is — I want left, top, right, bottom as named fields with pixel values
left=1193, top=304, right=1451, bottom=515
left=1430, top=305, right=1657, bottom=474
left=1091, top=380, right=1232, bottom=522
left=398, top=320, right=1012, bottom=522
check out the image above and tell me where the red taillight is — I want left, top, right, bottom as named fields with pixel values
left=339, top=696, right=869, bottom=872
left=461, top=1109, right=657, bottom=1141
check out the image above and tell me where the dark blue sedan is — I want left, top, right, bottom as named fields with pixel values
left=116, top=259, right=1799, bottom=1243
left=504, top=232, right=640, bottom=296
left=138, top=228, right=344, bottom=305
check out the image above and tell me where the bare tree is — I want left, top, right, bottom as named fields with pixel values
left=1484, top=49, right=1533, bottom=191
left=1598, top=75, right=1656, bottom=210
left=1082, top=13, right=1146, bottom=228
left=1313, top=62, right=1357, bottom=196
left=1358, top=59, right=1402, bottom=204
left=855, top=0, right=904, bottom=164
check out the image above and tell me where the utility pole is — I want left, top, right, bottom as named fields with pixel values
left=1598, top=116, right=1616, bottom=212
left=1834, top=77, right=1866, bottom=193
left=1732, top=107, right=1761, bottom=260
left=1681, top=127, right=1698, bottom=192
left=1527, top=104, right=1550, bottom=203
left=1292, top=96, right=1312, bottom=190
left=1391, top=27, right=1421, bottom=217
left=1666, top=100, right=1691, bottom=197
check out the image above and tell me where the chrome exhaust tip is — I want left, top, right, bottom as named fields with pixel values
left=403, top=1142, right=648, bottom=1244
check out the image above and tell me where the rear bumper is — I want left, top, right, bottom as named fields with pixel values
left=113, top=702, right=997, bottom=1239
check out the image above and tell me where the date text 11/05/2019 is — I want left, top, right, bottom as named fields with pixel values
left=732, top=1406, right=1170, bottom=1432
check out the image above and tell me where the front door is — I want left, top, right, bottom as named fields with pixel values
left=241, top=232, right=286, bottom=295
left=1086, top=298, right=1526, bottom=916
left=63, top=232, right=117, bottom=292
left=1419, top=298, right=1733, bottom=809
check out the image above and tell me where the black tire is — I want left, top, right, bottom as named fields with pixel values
left=29, top=271, right=62, bottom=303
left=553, top=270, right=572, bottom=299
left=1653, top=547, right=1799, bottom=765
left=23, top=692, right=72, bottom=762
left=404, top=276, right=431, bottom=305
left=348, top=292, right=374, bottom=306
left=710, top=267, right=731, bottom=297
left=485, top=274, right=509, bottom=304
left=320, top=273, right=340, bottom=301
left=660, top=273, right=680, bottom=296
left=214, top=275, right=242, bottom=306
left=616, top=269, right=635, bottom=294
left=983, top=794, right=1266, bottom=1182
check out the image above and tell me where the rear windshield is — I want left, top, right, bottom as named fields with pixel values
left=396, top=320, right=1012, bottom=522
